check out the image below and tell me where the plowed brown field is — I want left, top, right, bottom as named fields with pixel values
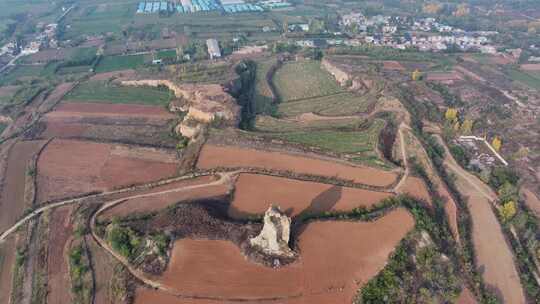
left=398, top=176, right=432, bottom=205
left=230, top=174, right=393, bottom=218
left=382, top=61, right=405, bottom=71
left=87, top=236, right=116, bottom=304
left=457, top=288, right=477, bottom=304
left=197, top=145, right=398, bottom=187
left=521, top=188, right=540, bottom=218
left=0, top=140, right=44, bottom=304
left=0, top=238, right=17, bottom=304
left=0, top=140, right=45, bottom=231
left=135, top=208, right=414, bottom=304
left=37, top=139, right=178, bottom=203
left=47, top=206, right=74, bottom=304
left=101, top=176, right=229, bottom=219
left=48, top=102, right=174, bottom=119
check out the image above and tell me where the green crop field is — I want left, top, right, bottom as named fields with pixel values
left=0, top=64, right=57, bottom=85
left=506, top=68, right=540, bottom=90
left=175, top=62, right=231, bottom=84
left=57, top=65, right=92, bottom=75
left=254, top=115, right=365, bottom=133
left=95, top=54, right=148, bottom=73
left=61, top=2, right=135, bottom=39
left=64, top=81, right=172, bottom=105
left=253, top=58, right=277, bottom=115
left=272, top=61, right=343, bottom=102
left=277, top=92, right=376, bottom=117
left=69, top=47, right=98, bottom=62
left=267, top=119, right=389, bottom=168
left=156, top=49, right=177, bottom=60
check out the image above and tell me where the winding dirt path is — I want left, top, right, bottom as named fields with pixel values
left=88, top=171, right=238, bottom=294
left=0, top=173, right=214, bottom=244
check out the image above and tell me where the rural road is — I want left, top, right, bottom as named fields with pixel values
left=0, top=173, right=216, bottom=243
left=89, top=171, right=238, bottom=293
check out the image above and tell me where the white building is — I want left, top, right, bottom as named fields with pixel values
left=206, top=39, right=221, bottom=59
left=341, top=12, right=364, bottom=27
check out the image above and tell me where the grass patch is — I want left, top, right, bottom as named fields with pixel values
left=156, top=49, right=177, bottom=60
left=273, top=60, right=343, bottom=102
left=64, top=80, right=172, bottom=105
left=57, top=65, right=92, bottom=75
left=253, top=58, right=277, bottom=115
left=95, top=54, right=148, bottom=73
left=254, top=115, right=365, bottom=133
left=0, top=85, right=47, bottom=106
left=0, top=123, right=6, bottom=134
left=0, top=65, right=55, bottom=85
left=278, top=92, right=375, bottom=117
left=506, top=68, right=540, bottom=90
left=172, top=62, right=231, bottom=84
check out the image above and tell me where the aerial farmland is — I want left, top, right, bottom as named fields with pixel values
left=0, top=0, right=539, bottom=303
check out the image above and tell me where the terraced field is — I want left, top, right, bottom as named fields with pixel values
left=264, top=119, right=389, bottom=168
left=254, top=114, right=364, bottom=133
left=64, top=80, right=173, bottom=105
left=277, top=91, right=376, bottom=117
left=273, top=61, right=344, bottom=102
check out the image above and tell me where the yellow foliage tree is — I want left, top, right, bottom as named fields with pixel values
left=453, top=121, right=461, bottom=132
left=460, top=119, right=473, bottom=135
left=445, top=108, right=458, bottom=122
left=412, top=69, right=423, bottom=81
left=454, top=4, right=470, bottom=17
left=492, top=136, right=502, bottom=152
left=423, top=3, right=443, bottom=14
left=514, top=147, right=529, bottom=159
left=499, top=201, right=517, bottom=222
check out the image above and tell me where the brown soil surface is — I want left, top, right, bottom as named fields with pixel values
left=87, top=236, right=116, bottom=304
left=452, top=166, right=525, bottom=303
left=440, top=184, right=460, bottom=241
left=0, top=85, right=19, bottom=98
left=382, top=61, right=405, bottom=71
left=46, top=206, right=74, bottom=304
left=101, top=176, right=229, bottom=220
left=520, top=63, right=540, bottom=71
left=426, top=72, right=463, bottom=82
left=398, top=176, right=432, bottom=205
left=0, top=140, right=45, bottom=231
left=490, top=56, right=513, bottom=65
left=197, top=145, right=397, bottom=187
left=89, top=69, right=136, bottom=81
left=140, top=208, right=414, bottom=303
left=40, top=121, right=89, bottom=138
left=521, top=187, right=540, bottom=218
left=455, top=66, right=486, bottom=83
left=457, top=287, right=477, bottom=304
left=230, top=174, right=393, bottom=218
left=48, top=102, right=174, bottom=119
left=0, top=238, right=17, bottom=304
left=37, top=139, right=178, bottom=203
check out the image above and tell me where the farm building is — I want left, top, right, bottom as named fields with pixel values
left=136, top=0, right=262, bottom=14
left=206, top=39, right=221, bottom=59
